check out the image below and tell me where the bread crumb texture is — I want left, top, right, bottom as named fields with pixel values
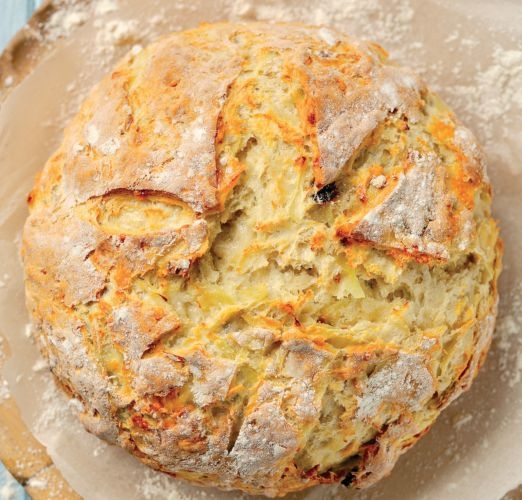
left=21, top=23, right=502, bottom=497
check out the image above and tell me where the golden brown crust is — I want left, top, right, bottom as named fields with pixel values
left=22, top=22, right=502, bottom=497
left=345, top=150, right=454, bottom=260
left=56, top=25, right=243, bottom=213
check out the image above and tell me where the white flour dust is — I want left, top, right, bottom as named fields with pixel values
left=1, top=0, right=521, bottom=499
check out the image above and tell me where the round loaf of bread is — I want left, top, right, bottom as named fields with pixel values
left=22, top=22, right=502, bottom=496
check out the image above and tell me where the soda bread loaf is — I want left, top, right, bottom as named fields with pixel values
left=22, top=22, right=502, bottom=496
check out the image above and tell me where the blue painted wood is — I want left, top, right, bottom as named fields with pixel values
left=0, top=0, right=43, bottom=51
left=0, top=461, right=30, bottom=500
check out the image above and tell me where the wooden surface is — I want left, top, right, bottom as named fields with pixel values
left=0, top=396, right=81, bottom=499
left=0, top=0, right=43, bottom=51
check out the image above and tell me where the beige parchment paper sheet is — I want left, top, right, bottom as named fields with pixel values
left=0, top=0, right=521, bottom=498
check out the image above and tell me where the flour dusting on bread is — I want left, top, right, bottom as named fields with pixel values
left=22, top=22, right=502, bottom=497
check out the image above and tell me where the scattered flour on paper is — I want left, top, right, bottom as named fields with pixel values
left=0, top=379, right=9, bottom=402
left=444, top=47, right=522, bottom=160
left=44, top=1, right=89, bottom=41
left=94, top=0, right=119, bottom=16
left=32, top=357, right=49, bottom=373
left=495, top=282, right=522, bottom=388
left=40, top=0, right=141, bottom=56
left=226, top=0, right=417, bottom=59
left=138, top=470, right=210, bottom=500
left=451, top=412, right=474, bottom=431
left=93, top=19, right=141, bottom=54
left=4, top=0, right=521, bottom=499
left=33, top=373, right=75, bottom=436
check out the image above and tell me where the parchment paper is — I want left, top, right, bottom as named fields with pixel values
left=1, top=0, right=521, bottom=499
